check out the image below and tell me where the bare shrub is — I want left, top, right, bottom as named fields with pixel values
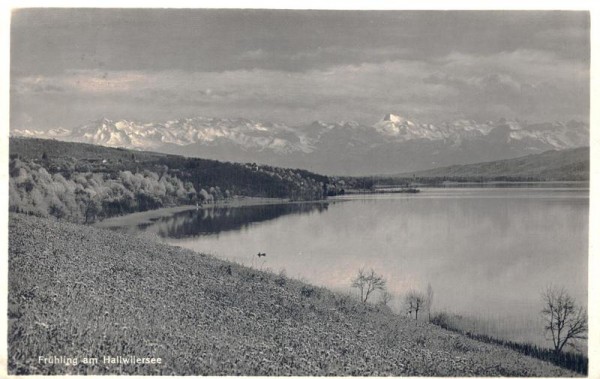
left=350, top=268, right=386, bottom=303
left=405, top=290, right=426, bottom=321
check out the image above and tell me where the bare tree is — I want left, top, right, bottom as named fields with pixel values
left=405, top=290, right=426, bottom=321
left=351, top=268, right=387, bottom=303
left=541, top=286, right=587, bottom=354
left=379, top=290, right=393, bottom=306
left=426, top=283, right=434, bottom=322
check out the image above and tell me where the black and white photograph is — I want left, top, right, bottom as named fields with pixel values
left=3, top=3, right=595, bottom=377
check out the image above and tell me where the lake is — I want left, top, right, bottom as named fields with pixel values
left=102, top=186, right=588, bottom=348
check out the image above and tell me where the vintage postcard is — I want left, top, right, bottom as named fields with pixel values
left=2, top=2, right=595, bottom=377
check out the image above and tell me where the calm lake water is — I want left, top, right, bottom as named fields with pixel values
left=103, top=187, right=588, bottom=347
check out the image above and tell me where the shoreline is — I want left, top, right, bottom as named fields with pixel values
left=95, top=181, right=587, bottom=228
left=375, top=180, right=589, bottom=187
left=94, top=196, right=344, bottom=228
left=8, top=213, right=581, bottom=376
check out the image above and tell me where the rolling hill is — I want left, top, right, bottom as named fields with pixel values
left=396, top=147, right=589, bottom=182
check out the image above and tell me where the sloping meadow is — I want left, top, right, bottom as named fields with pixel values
left=8, top=214, right=579, bottom=376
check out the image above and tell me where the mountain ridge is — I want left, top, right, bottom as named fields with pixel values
left=11, top=114, right=589, bottom=175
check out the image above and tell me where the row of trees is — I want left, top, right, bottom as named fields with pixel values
left=9, top=158, right=203, bottom=223
left=10, top=138, right=332, bottom=204
left=9, top=151, right=331, bottom=223
left=239, top=163, right=327, bottom=200
left=350, top=269, right=587, bottom=356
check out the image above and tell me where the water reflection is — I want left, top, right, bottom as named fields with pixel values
left=106, top=188, right=588, bottom=348
left=109, top=202, right=330, bottom=238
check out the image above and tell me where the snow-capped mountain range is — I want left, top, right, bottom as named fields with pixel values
left=11, top=114, right=589, bottom=175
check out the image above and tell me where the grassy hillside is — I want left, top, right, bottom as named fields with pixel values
left=8, top=214, right=579, bottom=376
left=395, top=147, right=589, bottom=182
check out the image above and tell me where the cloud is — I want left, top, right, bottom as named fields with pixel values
left=13, top=71, right=150, bottom=95
left=238, top=49, right=268, bottom=61
left=441, top=49, right=588, bottom=86
left=66, top=72, right=150, bottom=94
left=11, top=47, right=589, bottom=130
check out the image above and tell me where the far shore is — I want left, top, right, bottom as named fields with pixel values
left=375, top=180, right=589, bottom=186
left=94, top=196, right=344, bottom=228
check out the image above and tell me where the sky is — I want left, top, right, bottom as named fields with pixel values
left=10, top=9, right=590, bottom=131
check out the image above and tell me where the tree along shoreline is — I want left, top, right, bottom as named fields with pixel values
left=8, top=156, right=331, bottom=225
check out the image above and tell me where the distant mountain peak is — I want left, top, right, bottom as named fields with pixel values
left=372, top=113, right=421, bottom=138
left=10, top=114, right=589, bottom=175
left=383, top=113, right=406, bottom=123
